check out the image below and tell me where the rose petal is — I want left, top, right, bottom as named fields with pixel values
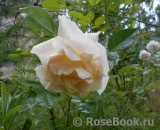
left=80, top=52, right=93, bottom=62
left=89, top=77, right=102, bottom=91
left=35, top=65, right=58, bottom=82
left=69, top=35, right=99, bottom=59
left=63, top=43, right=81, bottom=61
left=58, top=15, right=83, bottom=40
left=96, top=43, right=109, bottom=75
left=84, top=60, right=103, bottom=75
left=85, top=31, right=101, bottom=43
left=98, top=75, right=108, bottom=95
left=75, top=68, right=92, bottom=80
left=31, top=36, right=64, bottom=64
left=49, top=55, right=82, bottom=75
left=96, top=43, right=109, bottom=94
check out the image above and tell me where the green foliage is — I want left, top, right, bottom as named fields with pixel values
left=69, top=11, right=84, bottom=19
left=89, top=0, right=101, bottom=6
left=41, top=0, right=66, bottom=10
left=108, top=29, right=137, bottom=51
left=1, top=0, right=160, bottom=129
left=0, top=82, right=27, bottom=130
left=22, top=118, right=32, bottom=130
left=20, top=6, right=56, bottom=36
left=94, top=16, right=105, bottom=27
left=78, top=100, right=97, bottom=114
left=36, top=91, right=59, bottom=109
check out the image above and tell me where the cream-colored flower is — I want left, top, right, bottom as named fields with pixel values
left=146, top=40, right=160, bottom=52
left=139, top=50, right=151, bottom=61
left=31, top=15, right=109, bottom=97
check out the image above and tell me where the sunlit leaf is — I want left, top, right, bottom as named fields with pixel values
left=69, top=11, right=84, bottom=19
left=121, top=0, right=132, bottom=5
left=85, top=12, right=94, bottom=23
left=41, top=0, right=65, bottom=10
left=94, top=16, right=105, bottom=27
left=8, top=54, right=21, bottom=59
left=78, top=19, right=89, bottom=26
left=89, top=0, right=101, bottom=6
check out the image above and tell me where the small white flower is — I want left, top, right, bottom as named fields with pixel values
left=20, top=13, right=27, bottom=18
left=139, top=50, right=151, bottom=61
left=146, top=40, right=160, bottom=52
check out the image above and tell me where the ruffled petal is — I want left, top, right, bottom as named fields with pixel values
left=31, top=36, right=64, bottom=64
left=97, top=75, right=109, bottom=95
left=84, top=60, right=103, bottom=75
left=96, top=43, right=109, bottom=75
left=63, top=43, right=81, bottom=61
left=85, top=31, right=101, bottom=43
left=69, top=35, right=99, bottom=59
left=96, top=43, right=109, bottom=94
left=35, top=65, right=58, bottom=82
left=58, top=15, right=83, bottom=40
left=48, top=55, right=82, bottom=75
left=75, top=68, right=92, bottom=80
left=80, top=52, right=93, bottom=62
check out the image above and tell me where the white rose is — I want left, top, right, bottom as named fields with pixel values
left=146, top=40, right=160, bottom=52
left=31, top=15, right=109, bottom=97
left=139, top=50, right=151, bottom=61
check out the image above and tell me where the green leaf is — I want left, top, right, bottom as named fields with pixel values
left=108, top=29, right=136, bottom=51
left=121, top=0, right=132, bottom=5
left=94, top=16, right=105, bottom=27
left=41, top=0, right=65, bottom=10
left=108, top=1, right=120, bottom=12
left=22, top=68, right=36, bottom=74
left=20, top=51, right=31, bottom=57
left=89, top=0, right=101, bottom=6
left=85, top=12, right=94, bottom=23
left=20, top=7, right=56, bottom=35
left=21, top=80, right=45, bottom=93
left=22, top=118, right=32, bottom=130
left=133, top=87, right=144, bottom=94
left=114, top=30, right=137, bottom=51
left=4, top=105, right=27, bottom=130
left=36, top=91, right=59, bottom=109
left=8, top=54, right=21, bottom=59
left=78, top=100, right=97, bottom=114
left=35, top=36, right=54, bottom=45
left=69, top=11, right=84, bottom=19
left=0, top=82, right=11, bottom=119
left=78, top=19, right=89, bottom=26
